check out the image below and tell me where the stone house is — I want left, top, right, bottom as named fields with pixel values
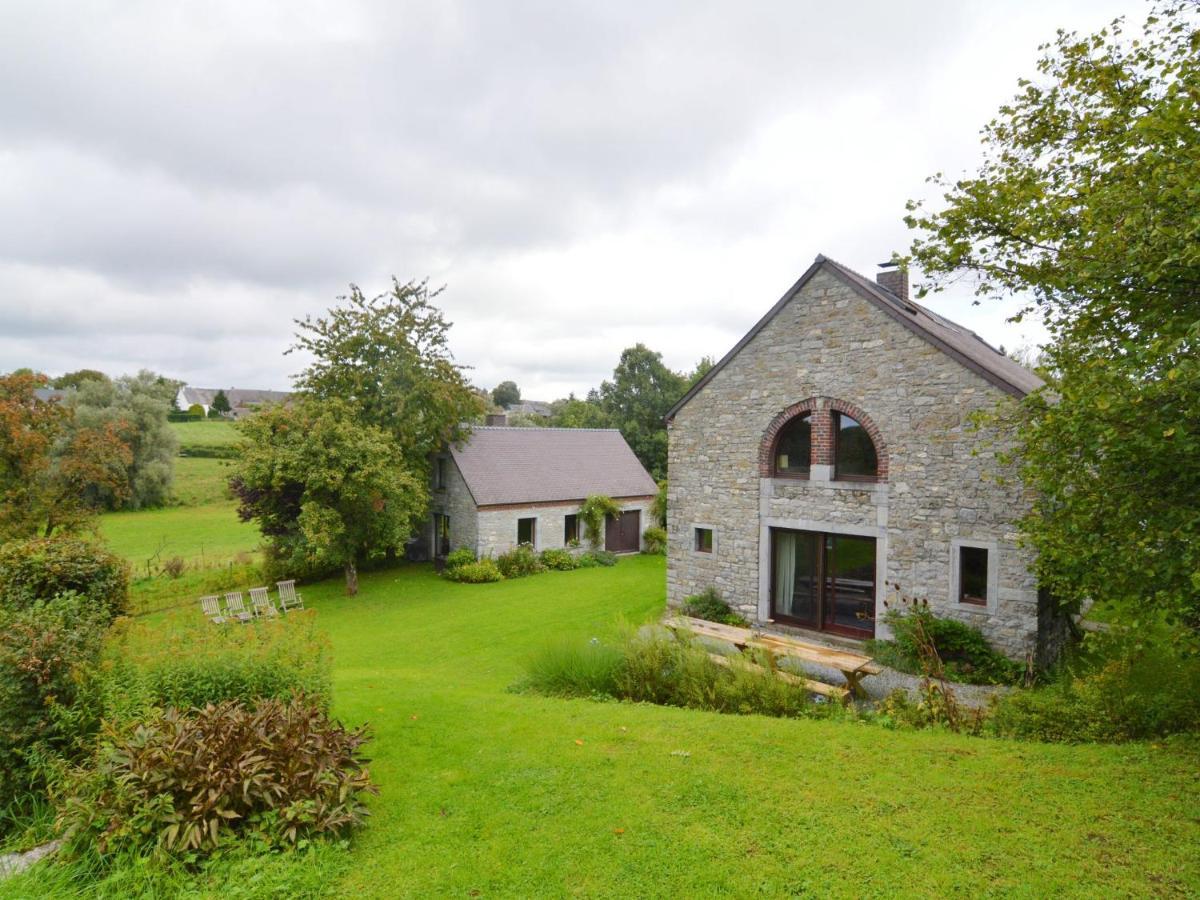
left=427, top=419, right=658, bottom=560
left=664, top=255, right=1044, bottom=658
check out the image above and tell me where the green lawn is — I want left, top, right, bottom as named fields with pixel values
left=99, top=503, right=260, bottom=572
left=15, top=556, right=1198, bottom=897
left=169, top=420, right=240, bottom=455
left=170, top=457, right=235, bottom=507
left=98, top=451, right=257, bottom=570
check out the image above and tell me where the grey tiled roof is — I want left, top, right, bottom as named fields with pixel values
left=181, top=387, right=291, bottom=407
left=667, top=255, right=1044, bottom=420
left=450, top=426, right=658, bottom=507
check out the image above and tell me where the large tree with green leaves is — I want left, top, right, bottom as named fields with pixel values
left=905, top=2, right=1200, bottom=635
left=230, top=399, right=424, bottom=595
left=491, top=381, right=521, bottom=409
left=70, top=370, right=180, bottom=509
left=599, top=344, right=688, bottom=481
left=288, top=278, right=484, bottom=477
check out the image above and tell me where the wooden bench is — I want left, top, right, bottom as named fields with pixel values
left=664, top=616, right=881, bottom=700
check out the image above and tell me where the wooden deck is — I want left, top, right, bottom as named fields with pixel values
left=664, top=616, right=881, bottom=701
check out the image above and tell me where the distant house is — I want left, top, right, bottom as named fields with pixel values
left=506, top=400, right=553, bottom=418
left=177, top=386, right=291, bottom=418
left=666, top=254, right=1044, bottom=658
left=32, top=388, right=68, bottom=403
left=426, top=417, right=658, bottom=560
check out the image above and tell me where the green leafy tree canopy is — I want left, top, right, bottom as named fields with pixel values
left=905, top=1, right=1200, bottom=631
left=491, top=381, right=521, bottom=409
left=231, top=399, right=424, bottom=595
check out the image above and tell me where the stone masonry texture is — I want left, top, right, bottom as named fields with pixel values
left=666, top=267, right=1039, bottom=658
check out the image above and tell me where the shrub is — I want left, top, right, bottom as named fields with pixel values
left=161, top=556, right=185, bottom=579
left=538, top=548, right=578, bottom=571
left=577, top=550, right=617, bottom=568
left=989, top=629, right=1200, bottom=742
left=59, top=696, right=377, bottom=859
left=642, top=526, right=667, bottom=555
left=867, top=602, right=1024, bottom=685
left=444, top=559, right=504, bottom=584
left=444, top=547, right=476, bottom=571
left=0, top=593, right=108, bottom=818
left=98, top=610, right=332, bottom=722
left=0, top=535, right=130, bottom=622
left=521, top=632, right=826, bottom=720
left=495, top=543, right=545, bottom=579
left=680, top=587, right=748, bottom=627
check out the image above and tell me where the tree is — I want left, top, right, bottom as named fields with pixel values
left=599, top=344, right=687, bottom=481
left=52, top=369, right=110, bottom=391
left=70, top=370, right=180, bottom=509
left=491, top=381, right=521, bottom=409
left=0, top=372, right=131, bottom=540
left=547, top=392, right=610, bottom=430
left=230, top=399, right=424, bottom=595
left=905, top=2, right=1200, bottom=634
left=210, top=389, right=232, bottom=416
left=288, top=278, right=485, bottom=480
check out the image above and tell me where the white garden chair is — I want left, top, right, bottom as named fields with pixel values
left=276, top=579, right=304, bottom=613
left=200, top=594, right=226, bottom=625
left=223, top=591, right=254, bottom=623
left=249, top=586, right=278, bottom=618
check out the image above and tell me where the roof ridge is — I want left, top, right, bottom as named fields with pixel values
left=664, top=252, right=1043, bottom=420
left=468, top=425, right=622, bottom=433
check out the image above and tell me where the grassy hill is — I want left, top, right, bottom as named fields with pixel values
left=9, top=555, right=1197, bottom=897
left=169, top=419, right=241, bottom=458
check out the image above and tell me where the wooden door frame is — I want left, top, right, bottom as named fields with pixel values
left=761, top=519, right=884, bottom=639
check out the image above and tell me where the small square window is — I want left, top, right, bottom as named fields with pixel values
left=564, top=514, right=579, bottom=545
left=694, top=527, right=713, bottom=553
left=517, top=517, right=536, bottom=547
left=958, top=546, right=989, bottom=605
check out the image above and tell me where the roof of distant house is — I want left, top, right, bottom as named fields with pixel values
left=449, top=426, right=658, bottom=507
left=506, top=400, right=553, bottom=417
left=32, top=388, right=68, bottom=402
left=667, top=254, right=1044, bottom=420
left=179, top=387, right=291, bottom=407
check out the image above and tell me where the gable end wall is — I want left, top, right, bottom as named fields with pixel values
left=666, top=269, right=1039, bottom=657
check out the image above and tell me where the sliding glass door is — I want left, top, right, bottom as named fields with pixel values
left=770, top=528, right=876, bottom=638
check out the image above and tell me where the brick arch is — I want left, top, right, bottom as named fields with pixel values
left=757, top=398, right=819, bottom=477
left=758, top=397, right=890, bottom=481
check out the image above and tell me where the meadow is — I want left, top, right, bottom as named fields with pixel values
left=100, top=423, right=259, bottom=572
left=9, top=555, right=1196, bottom=898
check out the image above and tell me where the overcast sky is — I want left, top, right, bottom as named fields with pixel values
left=0, top=1, right=1134, bottom=398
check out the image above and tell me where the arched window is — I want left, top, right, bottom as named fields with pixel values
left=773, top=413, right=811, bottom=477
left=834, top=412, right=878, bottom=479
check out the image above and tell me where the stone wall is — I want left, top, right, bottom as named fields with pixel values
left=476, top=497, right=652, bottom=558
left=427, top=453, right=478, bottom=556
left=666, top=267, right=1039, bottom=657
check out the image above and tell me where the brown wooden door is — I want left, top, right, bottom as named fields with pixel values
left=604, top=510, right=640, bottom=553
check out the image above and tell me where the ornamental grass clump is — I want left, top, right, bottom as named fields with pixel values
left=58, top=696, right=377, bottom=860
left=520, top=630, right=824, bottom=721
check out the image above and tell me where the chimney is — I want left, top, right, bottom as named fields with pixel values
left=486, top=413, right=508, bottom=427
left=876, top=261, right=909, bottom=302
